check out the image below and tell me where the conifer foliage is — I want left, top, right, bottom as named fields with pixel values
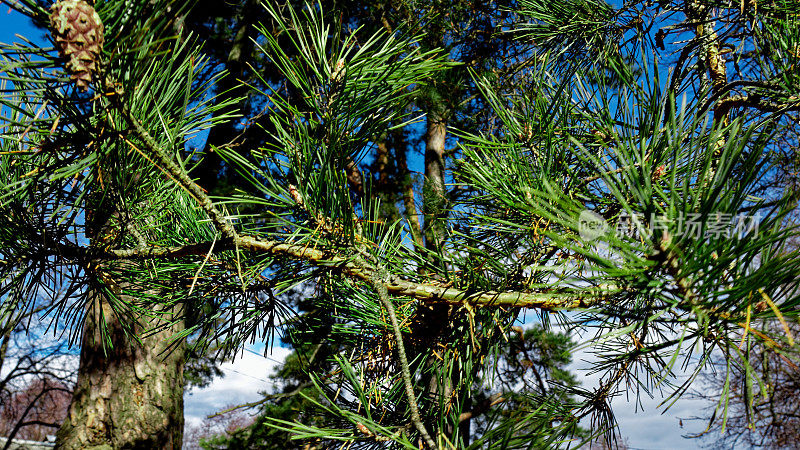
left=1, top=0, right=800, bottom=448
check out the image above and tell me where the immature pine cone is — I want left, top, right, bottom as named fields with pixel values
left=49, top=0, right=104, bottom=91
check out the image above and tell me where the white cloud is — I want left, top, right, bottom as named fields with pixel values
left=569, top=336, right=708, bottom=449
left=182, top=328, right=714, bottom=449
left=183, top=346, right=292, bottom=428
left=607, top=387, right=706, bottom=449
left=510, top=314, right=711, bottom=449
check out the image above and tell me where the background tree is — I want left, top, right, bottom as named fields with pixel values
left=0, top=316, right=74, bottom=447
left=2, top=1, right=800, bottom=450
left=690, top=320, right=800, bottom=449
left=198, top=322, right=585, bottom=448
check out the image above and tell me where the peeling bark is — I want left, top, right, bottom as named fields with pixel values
left=688, top=1, right=729, bottom=124
left=415, top=105, right=460, bottom=444
left=687, top=1, right=729, bottom=185
left=55, top=291, right=185, bottom=450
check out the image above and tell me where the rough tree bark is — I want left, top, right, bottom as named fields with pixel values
left=422, top=109, right=448, bottom=255
left=54, top=3, right=265, bottom=446
left=56, top=292, right=185, bottom=450
left=413, top=104, right=464, bottom=445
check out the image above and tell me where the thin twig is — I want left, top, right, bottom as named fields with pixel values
left=367, top=267, right=438, bottom=450
left=109, top=84, right=239, bottom=241
left=188, top=233, right=217, bottom=296
left=206, top=381, right=313, bottom=419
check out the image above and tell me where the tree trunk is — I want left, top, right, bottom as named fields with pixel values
left=422, top=110, right=448, bottom=254
left=56, top=292, right=185, bottom=450
left=193, top=0, right=261, bottom=194
left=412, top=106, right=465, bottom=445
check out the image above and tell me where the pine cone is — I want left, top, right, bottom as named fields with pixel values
left=49, top=0, right=104, bottom=91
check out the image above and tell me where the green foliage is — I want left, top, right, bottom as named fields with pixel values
left=3, top=0, right=800, bottom=448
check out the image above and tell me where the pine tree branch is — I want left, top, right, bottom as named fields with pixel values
left=104, top=238, right=611, bottom=308
left=111, top=90, right=240, bottom=241
left=367, top=265, right=438, bottom=450
left=23, top=223, right=610, bottom=310
left=100, top=78, right=612, bottom=311
left=458, top=393, right=506, bottom=423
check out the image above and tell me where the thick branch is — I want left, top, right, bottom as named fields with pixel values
left=105, top=237, right=611, bottom=309
left=103, top=79, right=609, bottom=311
left=458, top=393, right=506, bottom=423
left=713, top=94, right=800, bottom=117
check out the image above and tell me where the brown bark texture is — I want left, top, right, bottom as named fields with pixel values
left=55, top=293, right=185, bottom=450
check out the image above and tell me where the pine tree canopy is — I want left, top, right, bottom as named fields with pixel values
left=1, top=0, right=800, bottom=448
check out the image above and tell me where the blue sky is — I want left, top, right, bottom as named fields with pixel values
left=0, top=5, right=722, bottom=449
left=0, top=6, right=45, bottom=45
